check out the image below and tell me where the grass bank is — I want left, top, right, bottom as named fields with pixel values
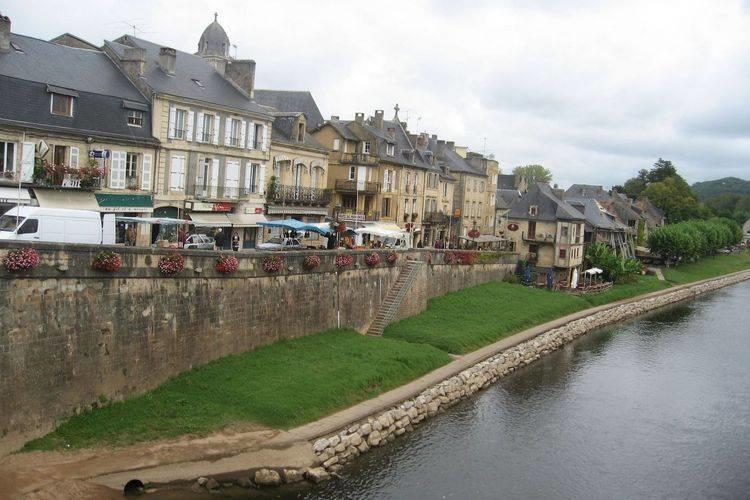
left=663, top=251, right=750, bottom=284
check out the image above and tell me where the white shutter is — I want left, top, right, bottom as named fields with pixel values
left=168, top=107, right=176, bottom=139
left=225, top=161, right=239, bottom=198
left=110, top=151, right=126, bottom=189
left=239, top=120, right=247, bottom=149
left=186, top=110, right=195, bottom=142
left=262, top=123, right=270, bottom=151
left=195, top=112, right=204, bottom=143
left=244, top=162, right=252, bottom=191
left=170, top=155, right=185, bottom=191
left=20, top=142, right=34, bottom=182
left=247, top=123, right=255, bottom=150
left=224, top=118, right=232, bottom=146
left=210, top=158, right=219, bottom=197
left=258, top=162, right=266, bottom=195
left=141, top=153, right=152, bottom=190
left=213, top=114, right=221, bottom=145
left=69, top=147, right=79, bottom=168
left=196, top=158, right=205, bottom=186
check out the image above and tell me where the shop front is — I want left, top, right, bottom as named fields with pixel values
left=187, top=201, right=267, bottom=251
left=95, top=193, right=153, bottom=246
left=265, top=205, right=329, bottom=248
left=0, top=186, right=33, bottom=216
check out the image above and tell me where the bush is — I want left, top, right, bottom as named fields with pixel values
left=262, top=255, right=284, bottom=273
left=215, top=254, right=239, bottom=274
left=335, top=253, right=354, bottom=269
left=585, top=242, right=641, bottom=283
left=91, top=251, right=122, bottom=273
left=158, top=253, right=185, bottom=276
left=302, top=255, right=321, bottom=270
left=385, top=252, right=398, bottom=264
left=648, top=218, right=741, bottom=264
left=365, top=252, right=381, bottom=267
left=2, top=247, right=40, bottom=272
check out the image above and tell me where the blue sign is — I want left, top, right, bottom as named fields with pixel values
left=89, top=150, right=110, bottom=159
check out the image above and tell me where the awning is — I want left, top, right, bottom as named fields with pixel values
left=259, top=218, right=331, bottom=235
left=95, top=193, right=153, bottom=213
left=116, top=216, right=191, bottom=225
left=0, top=187, right=32, bottom=205
left=46, top=84, right=79, bottom=97
left=188, top=213, right=231, bottom=227
left=33, top=188, right=99, bottom=211
left=122, top=100, right=149, bottom=111
left=225, top=213, right=268, bottom=227
left=266, top=205, right=329, bottom=216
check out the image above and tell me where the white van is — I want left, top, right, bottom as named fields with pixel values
left=0, top=206, right=115, bottom=245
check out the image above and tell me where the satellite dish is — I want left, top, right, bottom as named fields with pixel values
left=37, top=140, right=49, bottom=157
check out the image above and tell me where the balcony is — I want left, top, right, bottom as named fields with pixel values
left=334, top=179, right=381, bottom=195
left=267, top=185, right=332, bottom=206
left=526, top=252, right=538, bottom=264
left=340, top=153, right=378, bottom=165
left=522, top=231, right=555, bottom=244
left=33, top=171, right=103, bottom=190
left=192, top=184, right=240, bottom=200
left=424, top=211, right=450, bottom=224
left=126, top=176, right=139, bottom=190
left=334, top=207, right=380, bottom=223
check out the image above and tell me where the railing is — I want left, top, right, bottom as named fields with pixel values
left=424, top=211, right=449, bottom=224
left=193, top=184, right=239, bottom=200
left=334, top=179, right=381, bottom=194
left=334, top=208, right=380, bottom=222
left=267, top=185, right=332, bottom=206
left=126, top=176, right=139, bottom=190
left=34, top=174, right=103, bottom=190
left=522, top=231, right=555, bottom=243
left=229, top=136, right=242, bottom=148
left=239, top=186, right=262, bottom=197
left=340, top=153, right=378, bottom=165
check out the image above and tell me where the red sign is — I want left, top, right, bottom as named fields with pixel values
left=507, top=223, right=519, bottom=232
left=254, top=207, right=264, bottom=214
left=213, top=203, right=233, bottom=212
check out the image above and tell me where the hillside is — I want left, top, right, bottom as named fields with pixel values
left=692, top=177, right=750, bottom=200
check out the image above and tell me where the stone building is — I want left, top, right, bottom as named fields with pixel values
left=103, top=15, right=274, bottom=249
left=0, top=15, right=159, bottom=245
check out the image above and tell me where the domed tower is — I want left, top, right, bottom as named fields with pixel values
left=197, top=13, right=231, bottom=72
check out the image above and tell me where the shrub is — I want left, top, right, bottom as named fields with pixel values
left=2, top=247, right=40, bottom=272
left=457, top=251, right=476, bottom=265
left=302, top=255, right=321, bottom=271
left=335, top=253, right=354, bottom=269
left=648, top=218, right=742, bottom=264
left=585, top=242, right=641, bottom=283
left=215, top=254, right=239, bottom=274
left=365, top=252, right=381, bottom=267
left=385, top=252, right=398, bottom=264
left=262, top=255, right=285, bottom=273
left=158, top=253, right=185, bottom=276
left=91, top=251, right=122, bottom=273
left=444, top=252, right=459, bottom=264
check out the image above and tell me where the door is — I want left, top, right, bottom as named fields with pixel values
left=528, top=221, right=536, bottom=239
left=243, top=227, right=257, bottom=249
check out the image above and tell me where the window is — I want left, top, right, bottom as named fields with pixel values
left=480, top=182, right=485, bottom=193
left=348, top=166, right=356, bottom=180
left=53, top=145, right=67, bottom=165
left=169, top=155, right=186, bottom=191
left=561, top=225, right=569, bottom=238
left=202, top=114, right=214, bottom=143
left=297, top=123, right=305, bottom=142
left=443, top=181, right=448, bottom=197
left=559, top=249, right=567, bottom=259
left=17, top=219, right=38, bottom=235
left=50, top=93, right=73, bottom=116
left=230, top=118, right=242, bottom=147
left=126, top=153, right=138, bottom=187
left=333, top=138, right=340, bottom=151
left=253, top=124, right=263, bottom=149
left=191, top=78, right=204, bottom=88
left=343, top=141, right=348, bottom=153
left=529, top=205, right=538, bottom=216
left=404, top=199, right=410, bottom=215
left=404, top=172, right=410, bottom=190
left=386, top=143, right=395, bottom=156
left=473, top=180, right=478, bottom=192
left=362, top=141, right=371, bottom=154
left=127, top=110, right=143, bottom=127
left=0, top=141, right=16, bottom=173
left=174, top=109, right=187, bottom=139
left=382, top=197, right=391, bottom=217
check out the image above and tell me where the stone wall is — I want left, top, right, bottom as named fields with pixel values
left=0, top=242, right=516, bottom=450
left=308, top=270, right=750, bottom=477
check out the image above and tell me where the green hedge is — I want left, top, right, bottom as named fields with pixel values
left=647, top=218, right=742, bottom=263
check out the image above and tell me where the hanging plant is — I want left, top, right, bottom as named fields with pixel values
left=302, top=254, right=321, bottom=271
left=336, top=222, right=347, bottom=234
left=262, top=255, right=285, bottom=273
left=2, top=247, right=40, bottom=272
left=468, top=228, right=481, bottom=239
left=365, top=252, right=381, bottom=267
left=458, top=251, right=477, bottom=265
left=444, top=252, right=459, bottom=265
left=385, top=252, right=398, bottom=265
left=158, top=253, right=185, bottom=276
left=215, top=254, right=239, bottom=274
left=91, top=251, right=122, bottom=273
left=335, top=253, right=354, bottom=269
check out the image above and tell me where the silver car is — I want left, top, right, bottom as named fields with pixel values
left=256, top=237, right=305, bottom=251
left=183, top=234, right=215, bottom=250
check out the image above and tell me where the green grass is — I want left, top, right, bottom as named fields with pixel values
left=663, top=250, right=750, bottom=284
left=578, top=274, right=670, bottom=307
left=23, top=330, right=449, bottom=451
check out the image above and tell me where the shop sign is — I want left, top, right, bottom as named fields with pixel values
left=89, top=150, right=110, bottom=159
left=244, top=206, right=264, bottom=214
left=213, top=202, right=233, bottom=212
left=454, top=208, right=461, bottom=217
left=189, top=202, right=215, bottom=211
left=507, top=222, right=519, bottom=231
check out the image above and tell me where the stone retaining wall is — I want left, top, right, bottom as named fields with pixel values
left=308, top=271, right=750, bottom=477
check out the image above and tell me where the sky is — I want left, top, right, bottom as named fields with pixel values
left=6, top=0, right=750, bottom=188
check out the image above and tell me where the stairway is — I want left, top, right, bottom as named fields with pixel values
left=366, top=259, right=423, bottom=336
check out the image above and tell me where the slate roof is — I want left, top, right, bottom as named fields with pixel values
left=0, top=34, right=155, bottom=142
left=508, top=182, right=585, bottom=222
left=268, top=112, right=327, bottom=151
left=106, top=36, right=270, bottom=117
left=496, top=188, right=520, bottom=209
left=253, top=90, right=325, bottom=131
left=423, top=135, right=484, bottom=177
left=565, top=184, right=610, bottom=201
left=565, top=197, right=627, bottom=231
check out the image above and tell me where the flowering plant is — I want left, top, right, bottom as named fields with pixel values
left=262, top=255, right=285, bottom=273
left=2, top=247, right=40, bottom=272
left=215, top=254, right=239, bottom=274
left=468, top=228, right=481, bottom=239
left=335, top=253, right=354, bottom=269
left=444, top=252, right=459, bottom=264
left=385, top=251, right=398, bottom=264
left=336, top=222, right=347, bottom=234
left=365, top=252, right=381, bottom=267
left=91, top=251, right=122, bottom=272
left=302, top=254, right=321, bottom=270
left=458, top=251, right=477, bottom=265
left=158, top=253, right=185, bottom=276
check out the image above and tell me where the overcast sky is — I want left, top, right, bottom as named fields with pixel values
left=7, top=0, right=750, bottom=187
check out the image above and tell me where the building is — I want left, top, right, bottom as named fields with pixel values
left=254, top=90, right=330, bottom=246
left=0, top=15, right=159, bottom=245
left=103, top=15, right=274, bottom=249
left=505, top=182, right=585, bottom=283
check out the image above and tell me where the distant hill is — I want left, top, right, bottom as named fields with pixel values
left=692, top=177, right=750, bottom=200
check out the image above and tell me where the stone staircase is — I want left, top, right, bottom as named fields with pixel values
left=366, top=259, right=423, bottom=336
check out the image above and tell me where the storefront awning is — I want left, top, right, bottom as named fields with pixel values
left=33, top=188, right=99, bottom=211
left=95, top=193, right=153, bottom=213
left=266, top=206, right=329, bottom=216
left=0, top=187, right=32, bottom=205
left=225, top=213, right=268, bottom=227
left=188, top=212, right=232, bottom=227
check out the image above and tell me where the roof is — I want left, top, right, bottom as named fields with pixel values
left=254, top=90, right=325, bottom=131
left=269, top=113, right=327, bottom=151
left=49, top=33, right=99, bottom=51
left=497, top=174, right=517, bottom=190
left=565, top=184, right=610, bottom=201
left=496, top=188, right=520, bottom=209
left=565, top=197, right=627, bottom=231
left=508, top=182, right=585, bottom=222
left=106, top=36, right=270, bottom=117
left=197, top=15, right=230, bottom=58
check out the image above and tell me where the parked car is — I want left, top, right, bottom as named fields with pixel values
left=183, top=234, right=216, bottom=250
left=0, top=207, right=115, bottom=244
left=257, top=237, right=305, bottom=251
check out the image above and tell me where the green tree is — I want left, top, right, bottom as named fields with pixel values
left=641, top=176, right=701, bottom=222
left=513, top=164, right=552, bottom=185
left=646, top=158, right=678, bottom=183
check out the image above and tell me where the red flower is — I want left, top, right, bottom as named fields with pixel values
left=335, top=253, right=354, bottom=269
left=158, top=253, right=185, bottom=276
left=215, top=254, right=239, bottom=274
left=262, top=255, right=285, bottom=273
left=302, top=255, right=321, bottom=270
left=2, top=247, right=40, bottom=272
left=365, top=252, right=381, bottom=267
left=91, top=251, right=122, bottom=272
left=385, top=252, right=398, bottom=264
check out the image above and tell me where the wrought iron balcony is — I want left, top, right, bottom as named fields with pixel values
left=334, top=179, right=381, bottom=194
left=192, top=184, right=240, bottom=200
left=424, top=211, right=450, bottom=224
left=340, top=153, right=378, bottom=165
left=267, top=184, right=332, bottom=206
left=33, top=173, right=103, bottom=190
left=522, top=231, right=555, bottom=244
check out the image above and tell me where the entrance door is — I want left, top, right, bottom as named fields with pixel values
left=528, top=220, right=536, bottom=239
left=53, top=145, right=67, bottom=165
left=243, top=227, right=257, bottom=249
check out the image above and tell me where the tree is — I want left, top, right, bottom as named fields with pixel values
left=647, top=158, right=677, bottom=183
left=513, top=164, right=552, bottom=186
left=641, top=176, right=701, bottom=222
left=622, top=169, right=650, bottom=198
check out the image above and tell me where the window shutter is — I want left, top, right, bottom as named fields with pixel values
left=186, top=110, right=195, bottom=141
left=141, top=153, right=152, bottom=190
left=213, top=114, right=221, bottom=145
left=244, top=162, right=252, bottom=190
left=195, top=112, right=204, bottom=143
left=224, top=119, right=232, bottom=146
left=262, top=123, right=270, bottom=151
left=168, top=107, right=176, bottom=139
left=210, top=158, right=219, bottom=197
left=110, top=151, right=126, bottom=189
left=170, top=155, right=184, bottom=191
left=69, top=147, right=79, bottom=168
left=239, top=120, right=247, bottom=149
left=196, top=158, right=205, bottom=186
left=225, top=161, right=239, bottom=198
left=247, top=123, right=256, bottom=149
left=258, top=162, right=266, bottom=195
left=20, top=142, right=34, bottom=183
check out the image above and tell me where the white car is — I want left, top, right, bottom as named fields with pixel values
left=183, top=234, right=216, bottom=250
left=257, top=237, right=305, bottom=251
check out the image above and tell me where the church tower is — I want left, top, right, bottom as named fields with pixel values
left=196, top=13, right=256, bottom=97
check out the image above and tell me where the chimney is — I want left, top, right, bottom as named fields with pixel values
left=373, top=109, right=384, bottom=130
left=225, top=59, right=256, bottom=97
left=330, top=115, right=340, bottom=121
left=431, top=134, right=437, bottom=140
left=122, top=46, right=146, bottom=77
left=354, top=112, right=364, bottom=125
left=446, top=141, right=455, bottom=151
left=0, top=14, right=10, bottom=53
left=158, top=47, right=176, bottom=76
left=416, top=132, right=429, bottom=149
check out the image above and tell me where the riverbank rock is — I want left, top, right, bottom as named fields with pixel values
left=282, top=469, right=305, bottom=483
left=205, top=478, right=220, bottom=491
left=305, top=467, right=330, bottom=483
left=254, top=468, right=281, bottom=487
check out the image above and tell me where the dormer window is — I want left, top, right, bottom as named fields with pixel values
left=529, top=205, right=538, bottom=216
left=50, top=93, right=73, bottom=117
left=333, top=138, right=340, bottom=151
left=297, top=122, right=305, bottom=142
left=362, top=141, right=371, bottom=154
left=127, top=110, right=143, bottom=127
left=386, top=143, right=395, bottom=156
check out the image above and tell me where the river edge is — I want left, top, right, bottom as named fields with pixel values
left=2, top=269, right=749, bottom=498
